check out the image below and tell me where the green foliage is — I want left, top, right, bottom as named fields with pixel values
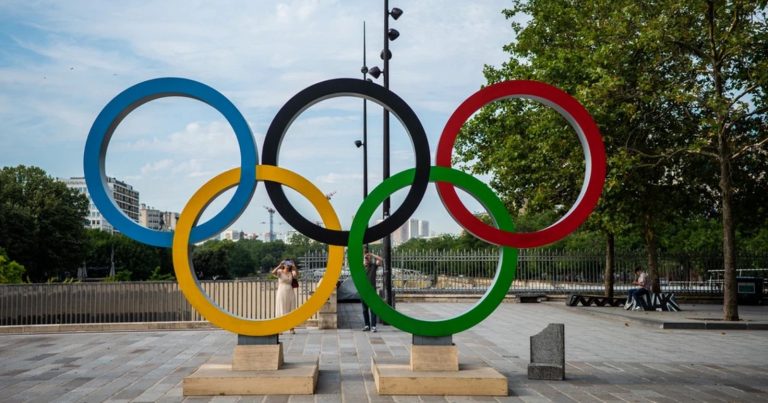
left=0, top=247, right=25, bottom=284
left=184, top=235, right=330, bottom=279
left=102, top=269, right=132, bottom=282
left=455, top=0, right=767, bottom=289
left=192, top=240, right=234, bottom=279
left=0, top=165, right=89, bottom=281
left=148, top=266, right=175, bottom=281
left=83, top=229, right=168, bottom=281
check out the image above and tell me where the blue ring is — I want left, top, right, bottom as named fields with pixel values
left=83, top=77, right=258, bottom=247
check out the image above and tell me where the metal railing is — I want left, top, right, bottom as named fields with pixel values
left=2, top=250, right=765, bottom=326
left=299, top=249, right=768, bottom=295
left=0, top=280, right=317, bottom=326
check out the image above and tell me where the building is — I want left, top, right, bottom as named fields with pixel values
left=221, top=229, right=245, bottom=241
left=407, top=218, right=419, bottom=241
left=139, top=204, right=163, bottom=230
left=418, top=220, right=430, bottom=238
left=378, top=218, right=431, bottom=246
left=63, top=177, right=140, bottom=233
left=139, top=204, right=179, bottom=231
left=161, top=211, right=180, bottom=231
left=391, top=222, right=409, bottom=245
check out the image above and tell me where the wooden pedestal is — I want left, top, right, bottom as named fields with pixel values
left=184, top=360, right=319, bottom=395
left=372, top=358, right=507, bottom=396
left=410, top=345, right=459, bottom=371
left=372, top=343, right=507, bottom=396
left=184, top=341, right=318, bottom=395
left=232, top=344, right=284, bottom=371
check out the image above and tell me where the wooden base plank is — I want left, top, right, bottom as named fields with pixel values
left=183, top=359, right=319, bottom=396
left=410, top=345, right=459, bottom=371
left=232, top=344, right=283, bottom=371
left=372, top=358, right=507, bottom=396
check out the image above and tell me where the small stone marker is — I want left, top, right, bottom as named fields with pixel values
left=528, top=323, right=565, bottom=380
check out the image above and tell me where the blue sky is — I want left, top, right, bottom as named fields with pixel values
left=0, top=0, right=519, bottom=238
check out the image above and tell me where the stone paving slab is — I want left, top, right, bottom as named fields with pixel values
left=569, top=302, right=768, bottom=330
left=0, top=302, right=767, bottom=402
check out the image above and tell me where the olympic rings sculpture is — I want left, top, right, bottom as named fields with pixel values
left=84, top=77, right=605, bottom=336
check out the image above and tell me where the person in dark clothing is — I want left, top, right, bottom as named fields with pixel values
left=361, top=247, right=383, bottom=332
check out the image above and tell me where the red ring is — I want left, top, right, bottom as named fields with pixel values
left=435, top=80, right=606, bottom=248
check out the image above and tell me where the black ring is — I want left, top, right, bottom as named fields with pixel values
left=262, top=78, right=430, bottom=246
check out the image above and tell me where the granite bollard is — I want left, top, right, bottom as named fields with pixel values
left=528, top=323, right=565, bottom=380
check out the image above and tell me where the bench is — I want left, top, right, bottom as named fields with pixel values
left=517, top=293, right=547, bottom=303
left=566, top=294, right=627, bottom=307
left=624, top=292, right=681, bottom=312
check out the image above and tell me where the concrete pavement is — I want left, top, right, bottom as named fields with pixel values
left=0, top=302, right=766, bottom=402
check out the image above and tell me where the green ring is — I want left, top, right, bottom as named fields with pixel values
left=348, top=166, right=517, bottom=336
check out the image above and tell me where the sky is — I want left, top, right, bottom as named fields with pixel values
left=0, top=0, right=521, bottom=240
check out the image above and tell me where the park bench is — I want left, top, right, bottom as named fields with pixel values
left=517, top=293, right=547, bottom=303
left=624, top=292, right=681, bottom=312
left=566, top=294, right=627, bottom=307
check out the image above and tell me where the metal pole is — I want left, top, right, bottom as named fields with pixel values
left=362, top=22, right=369, bottom=200
left=382, top=0, right=394, bottom=308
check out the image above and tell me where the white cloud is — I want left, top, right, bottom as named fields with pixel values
left=115, top=120, right=239, bottom=159
left=0, top=0, right=516, bottom=235
left=315, top=172, right=362, bottom=184
left=140, top=159, right=174, bottom=175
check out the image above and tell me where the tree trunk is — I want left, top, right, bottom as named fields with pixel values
left=705, top=0, right=739, bottom=321
left=720, top=154, right=739, bottom=321
left=643, top=213, right=661, bottom=294
left=604, top=232, right=615, bottom=298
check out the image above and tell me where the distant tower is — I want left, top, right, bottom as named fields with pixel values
left=263, top=205, right=276, bottom=242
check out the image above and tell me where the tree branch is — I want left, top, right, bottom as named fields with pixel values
left=728, top=84, right=758, bottom=110
left=671, top=39, right=706, bottom=60
left=732, top=136, right=768, bottom=160
left=723, top=2, right=741, bottom=41
left=732, top=105, right=768, bottom=123
left=628, top=146, right=719, bottom=161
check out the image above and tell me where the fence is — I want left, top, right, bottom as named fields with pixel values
left=2, top=250, right=765, bottom=326
left=0, top=280, right=317, bottom=326
left=300, top=249, right=768, bottom=295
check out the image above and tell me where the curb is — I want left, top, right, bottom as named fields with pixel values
left=661, top=321, right=768, bottom=330
left=0, top=321, right=217, bottom=335
left=557, top=304, right=768, bottom=331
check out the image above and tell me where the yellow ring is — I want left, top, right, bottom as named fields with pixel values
left=172, top=164, right=344, bottom=336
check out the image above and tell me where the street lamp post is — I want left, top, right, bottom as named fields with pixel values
left=360, top=22, right=369, bottom=201
left=365, top=2, right=402, bottom=310
left=382, top=1, right=401, bottom=309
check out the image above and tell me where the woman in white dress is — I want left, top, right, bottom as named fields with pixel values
left=272, top=259, right=298, bottom=333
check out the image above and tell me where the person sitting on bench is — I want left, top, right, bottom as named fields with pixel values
left=627, top=266, right=650, bottom=308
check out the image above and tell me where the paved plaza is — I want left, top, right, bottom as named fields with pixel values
left=1, top=302, right=767, bottom=402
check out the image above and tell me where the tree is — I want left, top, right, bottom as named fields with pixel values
left=192, top=240, right=234, bottom=280
left=457, top=0, right=699, bottom=298
left=633, top=0, right=768, bottom=320
left=0, top=165, right=88, bottom=281
left=0, top=247, right=25, bottom=284
left=285, top=233, right=325, bottom=258
left=83, top=229, right=163, bottom=281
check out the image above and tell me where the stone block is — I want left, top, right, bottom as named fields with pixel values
left=232, top=344, right=283, bottom=371
left=184, top=359, right=319, bottom=395
left=410, top=345, right=459, bottom=371
left=527, top=323, right=565, bottom=380
left=318, top=312, right=337, bottom=329
left=372, top=358, right=507, bottom=396
left=527, top=363, right=563, bottom=380
left=319, top=291, right=337, bottom=314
